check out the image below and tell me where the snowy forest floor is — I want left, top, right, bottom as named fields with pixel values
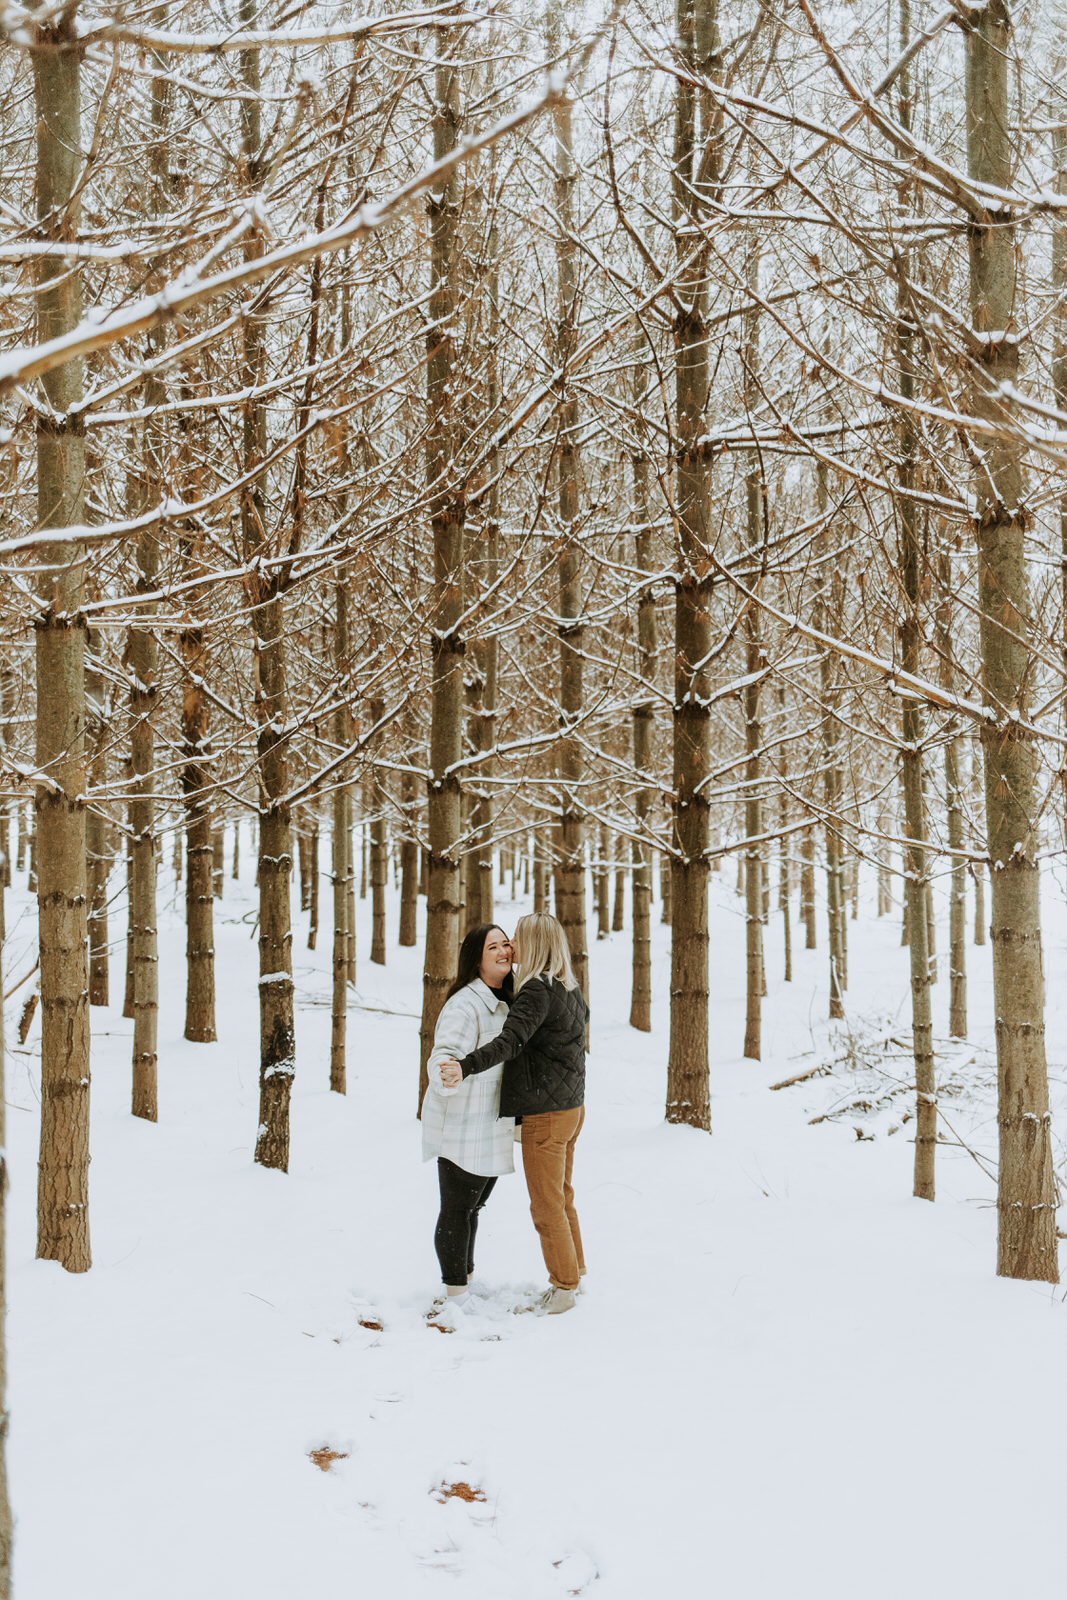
left=5, top=847, right=1067, bottom=1598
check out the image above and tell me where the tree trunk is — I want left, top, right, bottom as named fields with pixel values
left=252, top=594, right=295, bottom=1170
left=32, top=16, right=91, bottom=1273
left=964, top=0, right=1057, bottom=1280
left=128, top=19, right=177, bottom=1118
left=211, top=825, right=224, bottom=898
left=123, top=820, right=134, bottom=1018
left=742, top=234, right=763, bottom=1061
left=399, top=842, right=419, bottom=945
left=895, top=13, right=935, bottom=1198
left=306, top=826, right=318, bottom=949
left=778, top=716, right=792, bottom=984
left=548, top=0, right=589, bottom=998
left=596, top=822, right=610, bottom=939
left=346, top=799, right=357, bottom=980
left=946, top=738, right=967, bottom=1036
left=630, top=332, right=656, bottom=1031
left=298, top=830, right=311, bottom=913
left=330, top=790, right=348, bottom=1094
left=181, top=612, right=216, bottom=1044
left=238, top=20, right=295, bottom=1170
left=419, top=17, right=466, bottom=1112
left=465, top=202, right=500, bottom=936
left=666, top=0, right=717, bottom=1129
left=129, top=520, right=159, bottom=1123
left=800, top=827, right=816, bottom=948
left=533, top=832, right=547, bottom=916
left=370, top=702, right=387, bottom=965
left=937, top=553, right=967, bottom=1037
left=330, top=579, right=350, bottom=1094
left=85, top=635, right=110, bottom=1007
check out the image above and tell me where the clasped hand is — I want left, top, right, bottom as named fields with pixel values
left=439, top=1059, right=462, bottom=1088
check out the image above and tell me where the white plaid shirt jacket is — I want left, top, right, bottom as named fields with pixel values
left=421, top=977, right=515, bottom=1177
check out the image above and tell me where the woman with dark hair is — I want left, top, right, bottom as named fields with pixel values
left=423, top=924, right=515, bottom=1316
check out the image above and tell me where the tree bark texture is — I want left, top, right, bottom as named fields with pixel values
left=613, top=854, right=625, bottom=933
left=85, top=637, right=110, bottom=1007
left=895, top=28, right=935, bottom=1196
left=548, top=1, right=589, bottom=999
left=596, top=822, right=610, bottom=940
left=181, top=614, right=216, bottom=1043
left=307, top=825, right=319, bottom=950
left=252, top=593, right=295, bottom=1169
left=398, top=705, right=420, bottom=948
left=742, top=237, right=763, bottom=1061
left=239, top=26, right=295, bottom=1170
left=800, top=828, right=816, bottom=948
left=937, top=554, right=967, bottom=1037
left=965, top=1, right=1057, bottom=1280
left=330, top=579, right=350, bottom=1093
left=666, top=0, right=717, bottom=1130
left=370, top=695, right=387, bottom=966
left=815, top=453, right=846, bottom=1013
left=418, top=21, right=465, bottom=1111
left=129, top=522, right=159, bottom=1122
left=32, top=18, right=92, bottom=1274
left=630, top=349, right=656, bottom=1029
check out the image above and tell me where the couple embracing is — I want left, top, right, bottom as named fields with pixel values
left=422, top=912, right=589, bottom=1318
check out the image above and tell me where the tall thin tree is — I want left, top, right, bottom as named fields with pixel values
left=666, top=0, right=718, bottom=1129
left=963, top=0, right=1057, bottom=1279
left=32, top=9, right=91, bottom=1272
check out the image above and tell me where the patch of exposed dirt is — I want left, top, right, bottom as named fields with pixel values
left=434, top=1481, right=486, bottom=1503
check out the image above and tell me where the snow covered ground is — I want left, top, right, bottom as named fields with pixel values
left=4, top=841, right=1066, bottom=1598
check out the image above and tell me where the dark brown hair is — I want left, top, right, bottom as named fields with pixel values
left=444, top=924, right=513, bottom=1003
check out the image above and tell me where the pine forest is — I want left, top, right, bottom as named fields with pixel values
left=0, top=0, right=1065, bottom=1593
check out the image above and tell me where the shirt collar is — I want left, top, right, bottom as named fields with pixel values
left=468, top=976, right=508, bottom=1010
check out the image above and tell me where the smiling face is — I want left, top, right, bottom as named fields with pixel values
left=478, top=927, right=513, bottom=989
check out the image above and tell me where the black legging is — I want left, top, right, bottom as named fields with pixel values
left=434, top=1157, right=498, bottom=1288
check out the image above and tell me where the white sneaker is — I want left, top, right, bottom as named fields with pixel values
left=539, top=1286, right=576, bottom=1315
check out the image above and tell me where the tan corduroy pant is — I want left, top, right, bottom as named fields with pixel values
left=520, top=1106, right=585, bottom=1290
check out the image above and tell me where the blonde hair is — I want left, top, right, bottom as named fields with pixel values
left=511, top=912, right=578, bottom=992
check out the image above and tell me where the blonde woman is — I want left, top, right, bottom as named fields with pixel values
left=440, top=912, right=588, bottom=1315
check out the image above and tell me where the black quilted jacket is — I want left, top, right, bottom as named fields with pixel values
left=458, top=974, right=588, bottom=1117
